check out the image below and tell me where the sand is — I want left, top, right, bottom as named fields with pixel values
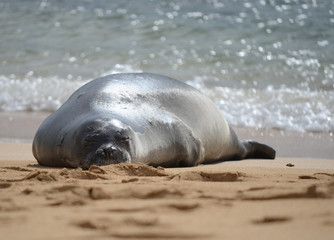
left=1, top=112, right=334, bottom=239
left=0, top=143, right=333, bottom=240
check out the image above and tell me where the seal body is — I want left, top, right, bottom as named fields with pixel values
left=33, top=73, right=275, bottom=169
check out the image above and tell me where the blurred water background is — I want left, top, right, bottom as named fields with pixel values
left=0, top=0, right=333, bottom=133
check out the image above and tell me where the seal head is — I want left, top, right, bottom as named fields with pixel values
left=34, top=115, right=133, bottom=169
left=69, top=117, right=132, bottom=169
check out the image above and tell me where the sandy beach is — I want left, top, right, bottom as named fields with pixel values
left=1, top=1, right=334, bottom=239
left=0, top=112, right=334, bottom=240
left=1, top=149, right=334, bottom=240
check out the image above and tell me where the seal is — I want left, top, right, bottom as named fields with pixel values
left=33, top=73, right=275, bottom=169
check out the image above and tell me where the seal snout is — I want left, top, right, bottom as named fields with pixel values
left=95, top=144, right=115, bottom=161
left=93, top=143, right=129, bottom=165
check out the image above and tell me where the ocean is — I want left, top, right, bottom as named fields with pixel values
left=0, top=0, right=333, bottom=133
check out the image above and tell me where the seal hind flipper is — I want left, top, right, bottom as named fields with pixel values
left=242, top=141, right=276, bottom=159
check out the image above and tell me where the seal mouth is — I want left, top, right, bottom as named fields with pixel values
left=80, top=144, right=130, bottom=169
left=95, top=145, right=116, bottom=161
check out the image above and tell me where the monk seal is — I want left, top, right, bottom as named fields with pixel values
left=33, top=73, right=275, bottom=169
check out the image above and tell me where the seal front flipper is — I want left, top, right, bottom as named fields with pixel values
left=138, top=120, right=205, bottom=168
left=241, top=140, right=276, bottom=159
left=172, top=122, right=205, bottom=167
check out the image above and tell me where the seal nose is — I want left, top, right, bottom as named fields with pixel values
left=95, top=145, right=116, bottom=160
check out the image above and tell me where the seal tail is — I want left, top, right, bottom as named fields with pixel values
left=242, top=141, right=276, bottom=159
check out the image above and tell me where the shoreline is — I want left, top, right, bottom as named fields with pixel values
left=1, top=111, right=333, bottom=159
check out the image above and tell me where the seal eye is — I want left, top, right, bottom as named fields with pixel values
left=115, top=135, right=129, bottom=142
left=83, top=133, right=101, bottom=145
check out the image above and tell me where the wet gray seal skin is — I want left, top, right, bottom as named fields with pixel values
left=33, top=73, right=275, bottom=169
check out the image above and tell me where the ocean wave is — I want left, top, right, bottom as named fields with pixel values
left=0, top=72, right=333, bottom=133
left=0, top=64, right=141, bottom=111
left=0, top=75, right=83, bottom=112
left=214, top=87, right=333, bottom=133
left=190, top=79, right=334, bottom=133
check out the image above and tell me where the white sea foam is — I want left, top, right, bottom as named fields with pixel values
left=188, top=79, right=334, bottom=133
left=0, top=75, right=83, bottom=111
left=0, top=73, right=333, bottom=133
left=213, top=87, right=333, bottom=133
left=0, top=64, right=141, bottom=112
